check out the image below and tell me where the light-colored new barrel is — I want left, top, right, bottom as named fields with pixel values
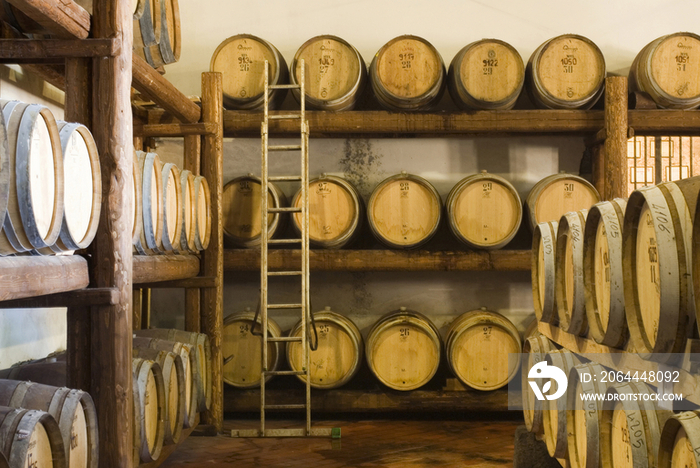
left=555, top=209, right=588, bottom=336
left=0, top=379, right=97, bottom=468
left=584, top=199, right=627, bottom=347
left=0, top=100, right=63, bottom=254
left=366, top=307, right=442, bottom=391
left=223, top=310, right=282, bottom=388
left=132, top=348, right=184, bottom=445
left=629, top=32, right=700, bottom=110
left=193, top=175, right=211, bottom=251
left=526, top=34, right=606, bottom=109
left=211, top=34, right=289, bottom=110
left=542, top=349, right=582, bottom=459
left=522, top=334, right=555, bottom=438
left=132, top=357, right=165, bottom=463
left=179, top=170, right=196, bottom=253
left=133, top=151, right=163, bottom=255
left=532, top=221, right=559, bottom=323
left=132, top=150, right=143, bottom=246
left=291, top=175, right=363, bottom=249
left=223, top=174, right=286, bottom=248
left=369, top=35, right=446, bottom=111
left=160, top=162, right=182, bottom=253
left=286, top=307, right=363, bottom=389
left=291, top=35, right=367, bottom=111
left=446, top=171, right=522, bottom=249
left=448, top=39, right=525, bottom=110
left=141, top=0, right=180, bottom=68
left=526, top=173, right=600, bottom=231
left=446, top=308, right=521, bottom=391
left=623, top=178, right=700, bottom=358
left=566, top=363, right=608, bottom=468
left=368, top=172, right=441, bottom=249
left=658, top=411, right=700, bottom=468
left=0, top=406, right=66, bottom=468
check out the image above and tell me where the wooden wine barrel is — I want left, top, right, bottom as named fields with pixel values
left=522, top=334, right=555, bottom=438
left=658, top=411, right=700, bottom=468
left=0, top=406, right=66, bottom=468
left=369, top=35, right=446, bottom=111
left=141, top=0, right=180, bottom=68
left=366, top=307, right=442, bottom=391
left=223, top=175, right=286, bottom=248
left=0, top=379, right=97, bottom=468
left=445, top=308, right=521, bottom=391
left=291, top=175, right=363, bottom=249
left=132, top=357, right=165, bottom=463
left=160, top=162, right=182, bottom=253
left=132, top=349, right=184, bottom=445
left=555, top=209, right=588, bottom=336
left=526, top=173, right=600, bottom=231
left=523, top=317, right=540, bottom=342
left=222, top=309, right=282, bottom=388
left=532, top=221, right=559, bottom=323
left=134, top=0, right=161, bottom=50
left=134, top=329, right=211, bottom=412
left=446, top=171, right=522, bottom=249
left=133, top=151, right=163, bottom=255
left=526, top=34, right=606, bottom=109
left=193, top=175, right=211, bottom=251
left=0, top=451, right=6, bottom=468
left=132, top=336, right=197, bottom=429
left=0, top=100, right=63, bottom=254
left=447, top=39, right=525, bottom=110
left=600, top=382, right=671, bottom=468
left=286, top=307, right=363, bottom=389
left=368, top=172, right=441, bottom=249
left=623, top=178, right=700, bottom=358
left=210, top=34, right=289, bottom=110
left=583, top=199, right=627, bottom=347
left=132, top=150, right=143, bottom=246
left=629, top=33, right=700, bottom=110
left=290, top=35, right=367, bottom=111
left=565, top=363, right=608, bottom=468
left=542, top=349, right=581, bottom=459
left=179, top=170, right=196, bottom=252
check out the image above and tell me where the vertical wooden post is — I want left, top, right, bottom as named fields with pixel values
left=184, top=134, right=201, bottom=333
left=604, top=76, right=629, bottom=200
left=143, top=288, right=151, bottom=329
left=200, top=72, right=223, bottom=431
left=133, top=288, right=142, bottom=330
left=590, top=143, right=605, bottom=198
left=133, top=135, right=144, bottom=151
left=91, top=0, right=134, bottom=465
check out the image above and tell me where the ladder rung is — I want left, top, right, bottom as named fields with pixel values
left=267, top=270, right=302, bottom=276
left=264, top=368, right=305, bottom=374
left=266, top=337, right=303, bottom=343
left=269, top=176, right=302, bottom=182
left=268, top=207, right=302, bottom=213
left=268, top=84, right=301, bottom=90
left=268, top=303, right=303, bottom=309
left=268, top=145, right=302, bottom=151
left=269, top=114, right=301, bottom=120
left=268, top=238, right=301, bottom=245
left=265, top=404, right=306, bottom=410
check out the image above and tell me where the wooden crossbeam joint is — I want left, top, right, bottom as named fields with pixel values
left=0, top=38, right=119, bottom=62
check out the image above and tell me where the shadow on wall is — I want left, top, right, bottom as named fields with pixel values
left=0, top=308, right=67, bottom=368
left=0, top=65, right=64, bottom=111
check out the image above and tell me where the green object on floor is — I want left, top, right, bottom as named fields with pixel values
left=332, top=427, right=341, bottom=439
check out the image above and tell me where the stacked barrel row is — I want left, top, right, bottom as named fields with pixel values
left=0, top=100, right=102, bottom=256
left=223, top=306, right=527, bottom=392
left=0, top=329, right=210, bottom=466
left=132, top=149, right=212, bottom=255
left=212, top=32, right=700, bottom=112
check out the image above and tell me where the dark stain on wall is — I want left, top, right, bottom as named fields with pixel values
left=350, top=272, right=373, bottom=312
left=340, top=139, right=384, bottom=195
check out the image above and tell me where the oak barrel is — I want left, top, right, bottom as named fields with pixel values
left=132, top=357, right=165, bottom=463
left=565, top=363, right=608, bottom=468
left=286, top=307, right=363, bottom=389
left=193, top=175, right=211, bottom=251
left=160, top=162, right=182, bottom=253
left=542, top=349, right=582, bottom=459
left=366, top=307, right=442, bottom=391
left=291, top=35, right=367, bottom=111
left=525, top=172, right=600, bottom=231
left=446, top=308, right=521, bottom=391
left=223, top=174, right=286, bottom=248
left=291, top=175, right=363, bottom=249
left=0, top=406, right=66, bottom=468
left=211, top=34, right=289, bottom=110
left=0, top=451, right=6, bottom=468
left=448, top=39, right=525, bottom=110
left=629, top=33, right=700, bottom=110
left=132, top=150, right=143, bottom=246
left=446, top=171, right=522, bottom=249
left=532, top=220, right=559, bottom=323
left=222, top=309, right=282, bottom=388
left=179, top=170, right=196, bottom=253
left=0, top=100, right=63, bottom=254
left=555, top=209, right=588, bottom=336
left=522, top=334, right=555, bottom=438
left=134, top=0, right=161, bottom=50
left=526, top=34, right=606, bottom=109
left=583, top=199, right=628, bottom=347
left=658, top=411, right=700, bottom=468
left=368, top=172, right=441, bottom=249
left=369, top=35, right=446, bottom=111
left=133, top=151, right=163, bottom=255
left=141, top=0, right=180, bottom=68
left=623, top=178, right=700, bottom=358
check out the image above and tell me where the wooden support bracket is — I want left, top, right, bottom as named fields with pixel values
left=5, top=0, right=90, bottom=39
left=135, top=276, right=219, bottom=289
left=0, top=287, right=119, bottom=308
left=0, top=38, right=118, bottom=62
left=134, top=122, right=216, bottom=137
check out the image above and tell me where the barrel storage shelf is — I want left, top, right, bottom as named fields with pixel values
left=224, top=249, right=530, bottom=271
left=132, top=255, right=201, bottom=284
left=0, top=256, right=89, bottom=301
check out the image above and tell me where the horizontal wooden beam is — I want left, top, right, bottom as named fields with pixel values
left=629, top=110, right=700, bottom=134
left=0, top=39, right=118, bottom=61
left=135, top=276, right=218, bottom=289
left=132, top=255, right=201, bottom=284
left=134, top=122, right=216, bottom=137
left=0, top=287, right=119, bottom=308
left=131, top=55, right=201, bottom=124
left=6, top=0, right=90, bottom=39
left=0, top=255, right=89, bottom=301
left=224, top=249, right=531, bottom=272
